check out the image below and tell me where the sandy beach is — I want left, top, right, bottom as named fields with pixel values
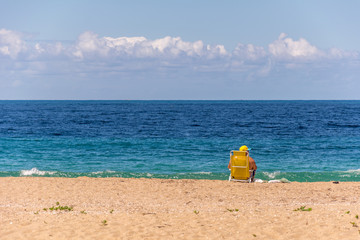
left=1, top=177, right=360, bottom=239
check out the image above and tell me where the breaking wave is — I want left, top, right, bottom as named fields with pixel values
left=20, top=168, right=56, bottom=176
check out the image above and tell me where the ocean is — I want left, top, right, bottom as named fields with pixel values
left=0, top=100, right=359, bottom=182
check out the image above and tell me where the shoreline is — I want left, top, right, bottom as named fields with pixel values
left=2, top=167, right=360, bottom=182
left=1, top=177, right=360, bottom=239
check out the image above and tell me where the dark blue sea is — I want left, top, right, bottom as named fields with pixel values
left=0, top=100, right=359, bottom=182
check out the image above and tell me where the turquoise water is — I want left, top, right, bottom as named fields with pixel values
left=0, top=100, right=360, bottom=182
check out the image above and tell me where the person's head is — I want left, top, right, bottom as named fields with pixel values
left=239, top=145, right=251, bottom=155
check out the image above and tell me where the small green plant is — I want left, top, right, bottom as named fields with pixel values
left=80, top=210, right=87, bottom=214
left=47, top=202, right=73, bottom=212
left=294, top=206, right=312, bottom=212
left=110, top=209, right=114, bottom=214
left=356, top=215, right=359, bottom=219
left=227, top=208, right=239, bottom=212
left=43, top=208, right=48, bottom=211
left=350, top=222, right=358, bottom=227
left=194, top=210, right=199, bottom=215
left=346, top=211, right=350, bottom=214
left=102, top=220, right=108, bottom=226
left=34, top=211, right=39, bottom=214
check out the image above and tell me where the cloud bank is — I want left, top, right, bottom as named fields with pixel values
left=1, top=28, right=359, bottom=99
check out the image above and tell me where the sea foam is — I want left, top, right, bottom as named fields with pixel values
left=91, top=170, right=116, bottom=175
left=344, top=169, right=360, bottom=174
left=262, top=171, right=281, bottom=179
left=20, top=168, right=55, bottom=176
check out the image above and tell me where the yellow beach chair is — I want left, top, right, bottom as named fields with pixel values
left=229, top=150, right=253, bottom=182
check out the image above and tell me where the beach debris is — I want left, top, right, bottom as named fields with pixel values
left=193, top=210, right=199, bottom=215
left=142, top=212, right=156, bottom=215
left=332, top=181, right=340, bottom=184
left=294, top=206, right=312, bottom=212
left=254, top=179, right=264, bottom=183
left=268, top=180, right=281, bottom=183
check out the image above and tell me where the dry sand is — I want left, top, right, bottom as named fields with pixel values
left=1, top=177, right=360, bottom=239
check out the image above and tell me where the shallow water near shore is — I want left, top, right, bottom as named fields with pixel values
left=1, top=100, right=360, bottom=182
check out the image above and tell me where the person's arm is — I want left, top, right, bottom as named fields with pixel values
left=228, top=160, right=231, bottom=170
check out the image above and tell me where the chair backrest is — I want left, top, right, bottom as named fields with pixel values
left=230, top=150, right=250, bottom=180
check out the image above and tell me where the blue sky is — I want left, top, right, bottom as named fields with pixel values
left=1, top=0, right=360, bottom=100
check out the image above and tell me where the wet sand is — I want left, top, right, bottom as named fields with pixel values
left=1, top=177, right=360, bottom=239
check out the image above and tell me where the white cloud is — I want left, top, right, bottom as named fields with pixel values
left=71, top=32, right=228, bottom=60
left=104, top=36, right=147, bottom=57
left=268, top=33, right=321, bottom=59
left=2, top=29, right=357, bottom=68
left=327, top=47, right=359, bottom=59
left=72, top=31, right=109, bottom=59
left=1, top=28, right=360, bottom=100
left=0, top=29, right=26, bottom=58
left=232, top=43, right=267, bottom=61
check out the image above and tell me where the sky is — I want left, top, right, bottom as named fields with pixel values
left=1, top=0, right=360, bottom=100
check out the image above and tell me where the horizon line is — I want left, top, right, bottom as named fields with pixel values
left=0, top=99, right=359, bottom=101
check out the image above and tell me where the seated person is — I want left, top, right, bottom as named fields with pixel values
left=228, top=145, right=257, bottom=182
